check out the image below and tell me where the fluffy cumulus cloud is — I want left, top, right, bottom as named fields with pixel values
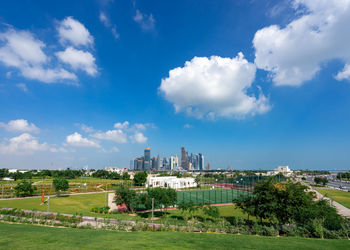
left=56, top=47, right=97, bottom=76
left=159, top=53, right=270, bottom=119
left=0, top=133, right=49, bottom=155
left=91, top=129, right=127, bottom=143
left=0, top=119, right=39, bottom=133
left=114, top=121, right=129, bottom=130
left=131, top=132, right=148, bottom=144
left=133, top=9, right=155, bottom=31
left=254, top=0, right=350, bottom=86
left=66, top=132, right=100, bottom=148
left=57, top=17, right=94, bottom=47
left=0, top=29, right=76, bottom=83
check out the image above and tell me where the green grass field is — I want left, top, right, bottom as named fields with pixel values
left=177, top=189, right=247, bottom=205
left=0, top=222, right=349, bottom=250
left=0, top=192, right=252, bottom=224
left=316, top=189, right=350, bottom=209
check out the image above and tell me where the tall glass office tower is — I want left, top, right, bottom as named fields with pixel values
left=144, top=147, right=151, bottom=170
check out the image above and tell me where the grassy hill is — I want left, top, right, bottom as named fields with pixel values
left=0, top=222, right=349, bottom=250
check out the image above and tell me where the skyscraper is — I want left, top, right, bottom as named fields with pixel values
left=180, top=147, right=189, bottom=170
left=198, top=153, right=204, bottom=170
left=144, top=147, right=151, bottom=171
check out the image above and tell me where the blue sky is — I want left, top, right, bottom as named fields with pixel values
left=0, top=0, right=350, bottom=170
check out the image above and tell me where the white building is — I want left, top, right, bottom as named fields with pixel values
left=268, top=166, right=293, bottom=177
left=146, top=176, right=197, bottom=189
left=104, top=167, right=128, bottom=174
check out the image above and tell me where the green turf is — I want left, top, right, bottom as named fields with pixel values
left=177, top=189, right=248, bottom=205
left=0, top=222, right=348, bottom=250
left=316, top=189, right=350, bottom=209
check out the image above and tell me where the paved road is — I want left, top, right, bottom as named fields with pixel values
left=305, top=175, right=350, bottom=191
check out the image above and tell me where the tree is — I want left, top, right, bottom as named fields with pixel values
left=235, top=179, right=315, bottom=224
left=14, top=180, right=36, bottom=197
left=144, top=187, right=177, bottom=211
left=320, top=178, right=328, bottom=186
left=314, top=177, right=322, bottom=185
left=53, top=178, right=69, bottom=196
left=202, top=205, right=220, bottom=221
left=122, top=172, right=130, bottom=180
left=133, top=171, right=148, bottom=186
left=114, top=185, right=138, bottom=213
left=178, top=200, right=197, bottom=220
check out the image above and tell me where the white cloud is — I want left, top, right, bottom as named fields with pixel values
left=184, top=124, right=193, bottom=129
left=335, top=64, right=350, bottom=81
left=159, top=52, right=270, bottom=119
left=133, top=9, right=155, bottom=31
left=0, top=133, right=49, bottom=155
left=91, top=129, right=127, bottom=143
left=99, top=11, right=119, bottom=39
left=16, top=83, right=28, bottom=92
left=133, top=123, right=146, bottom=130
left=253, top=0, right=350, bottom=86
left=80, top=124, right=94, bottom=133
left=114, top=121, right=129, bottom=130
left=131, top=132, right=148, bottom=144
left=0, top=28, right=77, bottom=83
left=66, top=132, right=100, bottom=148
left=57, top=17, right=94, bottom=47
left=56, top=47, right=97, bottom=76
left=0, top=119, right=39, bottom=133
left=21, top=66, right=77, bottom=83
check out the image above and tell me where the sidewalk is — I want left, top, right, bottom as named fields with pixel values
left=301, top=180, right=350, bottom=217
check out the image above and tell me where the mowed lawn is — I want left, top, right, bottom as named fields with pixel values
left=0, top=192, right=248, bottom=222
left=316, top=189, right=350, bottom=209
left=0, top=223, right=349, bottom=250
left=0, top=193, right=122, bottom=218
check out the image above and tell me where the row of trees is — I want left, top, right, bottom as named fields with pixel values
left=235, top=179, right=344, bottom=231
left=114, top=185, right=177, bottom=213
left=0, top=168, right=85, bottom=180
left=337, top=171, right=350, bottom=180
left=91, top=170, right=130, bottom=180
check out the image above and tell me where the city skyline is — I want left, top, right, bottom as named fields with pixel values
left=132, top=146, right=208, bottom=172
left=1, top=1, right=350, bottom=170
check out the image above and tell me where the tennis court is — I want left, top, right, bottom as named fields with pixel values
left=177, top=188, right=249, bottom=205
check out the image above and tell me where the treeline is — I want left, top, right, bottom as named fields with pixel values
left=297, top=170, right=331, bottom=175
left=91, top=170, right=130, bottom=180
left=0, top=168, right=85, bottom=180
left=337, top=172, right=350, bottom=180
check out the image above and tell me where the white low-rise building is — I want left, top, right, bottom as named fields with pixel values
left=146, top=176, right=197, bottom=189
left=268, top=166, right=293, bottom=177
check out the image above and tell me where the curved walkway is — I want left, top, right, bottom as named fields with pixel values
left=301, top=180, right=350, bottom=217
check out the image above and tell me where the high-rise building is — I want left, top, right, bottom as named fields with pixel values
left=180, top=147, right=189, bottom=170
left=144, top=147, right=151, bottom=171
left=198, top=153, right=204, bottom=170
left=162, top=157, right=168, bottom=169
left=169, top=155, right=179, bottom=170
